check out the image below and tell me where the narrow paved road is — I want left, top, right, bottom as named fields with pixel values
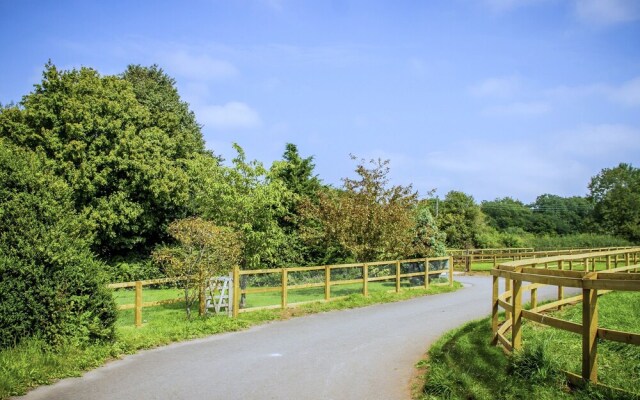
left=17, top=276, right=566, bottom=400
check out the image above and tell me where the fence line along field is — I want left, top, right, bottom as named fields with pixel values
left=109, top=256, right=453, bottom=326
left=491, top=247, right=640, bottom=396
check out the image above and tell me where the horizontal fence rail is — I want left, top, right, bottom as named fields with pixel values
left=491, top=247, right=640, bottom=393
left=453, top=246, right=634, bottom=271
left=231, top=256, right=453, bottom=317
left=108, top=256, right=454, bottom=326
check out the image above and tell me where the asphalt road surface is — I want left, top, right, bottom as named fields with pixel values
left=17, top=276, right=569, bottom=400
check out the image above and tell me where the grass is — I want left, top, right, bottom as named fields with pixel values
left=415, top=291, right=640, bottom=400
left=0, top=281, right=461, bottom=399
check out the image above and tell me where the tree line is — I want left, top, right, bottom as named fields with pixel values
left=0, top=63, right=637, bottom=347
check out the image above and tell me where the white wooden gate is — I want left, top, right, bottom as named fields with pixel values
left=205, top=274, right=233, bottom=316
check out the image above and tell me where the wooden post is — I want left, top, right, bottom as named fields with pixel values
left=493, top=255, right=497, bottom=269
left=135, top=281, right=142, bottom=327
left=582, top=287, right=598, bottom=383
left=448, top=256, right=454, bottom=287
left=424, top=259, right=429, bottom=289
left=606, top=255, right=611, bottom=270
left=325, top=266, right=331, bottom=301
left=491, top=275, right=499, bottom=343
left=531, top=287, right=537, bottom=310
left=512, top=278, right=523, bottom=350
left=395, top=261, right=401, bottom=293
left=569, top=260, right=573, bottom=271
left=281, top=268, right=288, bottom=309
left=232, top=266, right=240, bottom=318
left=625, top=252, right=630, bottom=266
left=557, top=260, right=564, bottom=310
left=363, top=264, right=369, bottom=296
left=583, top=258, right=588, bottom=272
left=505, top=278, right=512, bottom=321
left=198, top=282, right=206, bottom=317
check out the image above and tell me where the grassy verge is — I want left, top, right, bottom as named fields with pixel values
left=0, top=282, right=461, bottom=399
left=415, top=291, right=640, bottom=400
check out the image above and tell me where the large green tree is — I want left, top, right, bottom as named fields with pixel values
left=588, top=163, right=640, bottom=242
left=438, top=191, right=485, bottom=249
left=481, top=197, right=533, bottom=231
left=0, top=63, right=206, bottom=256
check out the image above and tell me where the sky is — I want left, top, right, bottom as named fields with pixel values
left=1, top=0, right=639, bottom=203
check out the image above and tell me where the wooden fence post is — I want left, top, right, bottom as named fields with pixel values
left=395, top=261, right=401, bottom=293
left=606, top=255, right=611, bottom=270
left=424, top=258, right=429, bottom=289
left=625, top=252, right=630, bottom=266
left=232, top=266, right=240, bottom=318
left=531, top=287, right=537, bottom=310
left=582, top=286, right=598, bottom=383
left=135, top=281, right=142, bottom=327
left=512, top=277, right=523, bottom=351
left=505, top=278, right=512, bottom=321
left=557, top=260, right=564, bottom=310
left=363, top=264, right=369, bottom=297
left=491, top=275, right=499, bottom=343
left=448, top=256, right=454, bottom=287
left=198, top=275, right=206, bottom=317
left=325, top=266, right=331, bottom=301
left=281, top=268, right=288, bottom=309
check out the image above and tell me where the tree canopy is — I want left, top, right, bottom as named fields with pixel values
left=0, top=63, right=206, bottom=256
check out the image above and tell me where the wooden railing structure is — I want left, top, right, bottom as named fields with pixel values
left=453, top=246, right=633, bottom=271
left=231, top=256, right=453, bottom=317
left=107, top=277, right=186, bottom=327
left=109, top=256, right=453, bottom=326
left=491, top=247, right=640, bottom=389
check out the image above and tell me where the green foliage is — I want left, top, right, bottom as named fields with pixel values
left=300, top=156, right=428, bottom=262
left=413, top=204, right=447, bottom=257
left=0, top=140, right=116, bottom=348
left=528, top=233, right=632, bottom=250
left=589, top=163, right=640, bottom=242
left=153, top=217, right=242, bottom=318
left=188, top=145, right=298, bottom=268
left=104, top=257, right=164, bottom=283
left=0, top=63, right=206, bottom=256
left=438, top=191, right=486, bottom=248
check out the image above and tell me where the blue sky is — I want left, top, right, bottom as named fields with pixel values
left=1, top=0, right=639, bottom=202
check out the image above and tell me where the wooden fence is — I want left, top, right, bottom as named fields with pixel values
left=109, top=256, right=453, bottom=326
left=231, top=256, right=453, bottom=317
left=491, top=247, right=640, bottom=390
left=454, top=246, right=633, bottom=271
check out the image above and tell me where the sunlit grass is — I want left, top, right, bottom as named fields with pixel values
left=416, top=291, right=640, bottom=399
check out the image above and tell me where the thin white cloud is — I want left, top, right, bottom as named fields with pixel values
left=483, top=0, right=549, bottom=13
left=160, top=50, right=239, bottom=82
left=609, top=77, right=640, bottom=106
left=546, top=76, right=640, bottom=107
left=481, top=101, right=550, bottom=116
left=197, top=102, right=262, bottom=130
left=556, top=124, right=640, bottom=156
left=470, top=76, right=521, bottom=98
left=574, top=0, right=640, bottom=26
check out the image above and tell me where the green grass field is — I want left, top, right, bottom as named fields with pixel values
left=416, top=291, right=640, bottom=400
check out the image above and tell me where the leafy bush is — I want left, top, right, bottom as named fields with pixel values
left=0, top=141, right=116, bottom=348
left=105, top=257, right=164, bottom=283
